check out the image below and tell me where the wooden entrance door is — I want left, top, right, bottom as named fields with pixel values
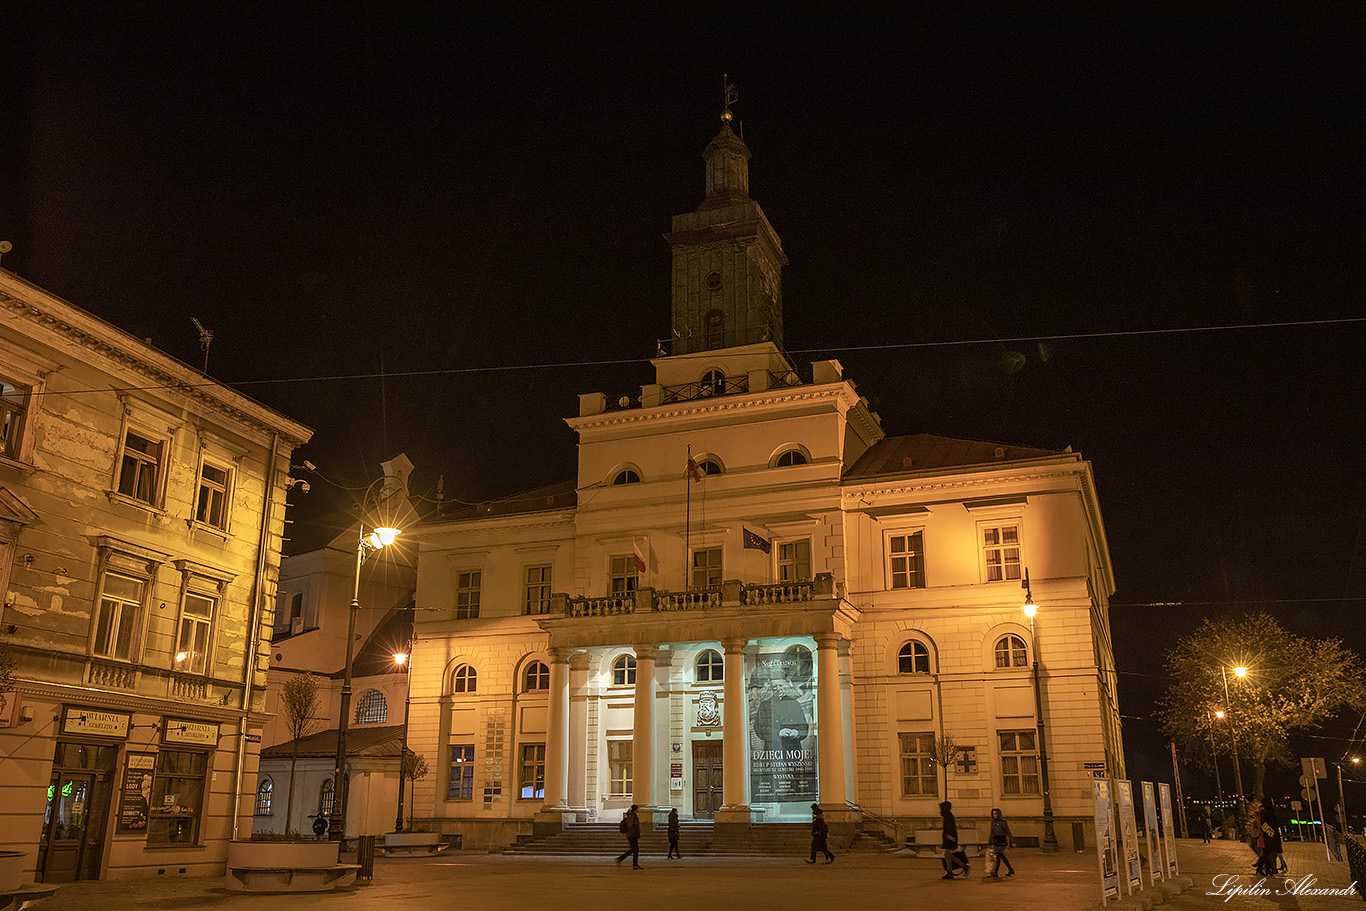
left=692, top=740, right=723, bottom=818
left=40, top=773, right=97, bottom=882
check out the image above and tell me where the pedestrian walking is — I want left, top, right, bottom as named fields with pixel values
left=667, top=808, right=681, bottom=859
left=1258, top=798, right=1284, bottom=876
left=988, top=808, right=1015, bottom=877
left=940, top=801, right=968, bottom=879
left=807, top=804, right=834, bottom=863
left=1200, top=808, right=1213, bottom=844
left=615, top=804, right=643, bottom=869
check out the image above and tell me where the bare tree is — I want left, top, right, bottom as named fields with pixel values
left=279, top=672, right=321, bottom=834
left=931, top=733, right=960, bottom=800
left=401, top=751, right=429, bottom=825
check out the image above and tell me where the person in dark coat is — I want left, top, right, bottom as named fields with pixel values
left=1258, top=798, right=1284, bottom=875
left=807, top=804, right=834, bottom=863
left=667, top=808, right=681, bottom=859
left=988, top=808, right=1015, bottom=876
left=311, top=814, right=329, bottom=839
left=615, top=804, right=643, bottom=869
left=940, top=800, right=968, bottom=879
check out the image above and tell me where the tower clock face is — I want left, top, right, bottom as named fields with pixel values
left=706, top=272, right=723, bottom=293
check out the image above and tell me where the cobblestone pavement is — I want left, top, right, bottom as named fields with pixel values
left=1160, top=838, right=1360, bottom=911
left=20, top=837, right=1362, bottom=911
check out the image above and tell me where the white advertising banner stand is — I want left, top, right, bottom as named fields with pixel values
left=1093, top=778, right=1121, bottom=907
left=1142, top=781, right=1164, bottom=887
left=1115, top=780, right=1143, bottom=896
left=1158, top=782, right=1179, bottom=877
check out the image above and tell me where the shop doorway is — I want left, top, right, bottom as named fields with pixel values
left=692, top=740, right=723, bottom=818
left=38, top=742, right=114, bottom=882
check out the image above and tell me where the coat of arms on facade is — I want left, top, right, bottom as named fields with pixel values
left=696, top=691, right=720, bottom=726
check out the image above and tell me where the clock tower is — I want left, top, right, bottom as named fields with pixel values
left=666, top=111, right=788, bottom=355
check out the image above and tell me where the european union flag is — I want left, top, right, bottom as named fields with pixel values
left=742, top=527, right=771, bottom=554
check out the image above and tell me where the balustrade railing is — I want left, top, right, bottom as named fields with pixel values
left=88, top=660, right=138, bottom=689
left=742, top=580, right=814, bottom=605
left=563, top=575, right=833, bottom=619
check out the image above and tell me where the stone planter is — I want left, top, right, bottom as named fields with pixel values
left=383, top=831, right=448, bottom=856
left=225, top=840, right=358, bottom=893
left=0, top=851, right=26, bottom=893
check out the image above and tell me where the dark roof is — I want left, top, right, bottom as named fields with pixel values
left=261, top=724, right=405, bottom=760
left=434, top=478, right=577, bottom=521
left=350, top=601, right=415, bottom=678
left=843, top=434, right=1068, bottom=481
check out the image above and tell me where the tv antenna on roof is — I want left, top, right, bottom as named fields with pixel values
left=191, top=317, right=214, bottom=373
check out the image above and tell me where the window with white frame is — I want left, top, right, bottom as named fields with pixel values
left=117, top=429, right=164, bottom=505
left=0, top=376, right=28, bottom=461
left=356, top=688, right=388, bottom=723
left=612, top=654, right=636, bottom=686
left=777, top=539, right=811, bottom=582
left=452, top=664, right=477, bottom=693
left=899, top=732, right=937, bottom=797
left=609, top=740, right=633, bottom=797
left=94, top=572, right=145, bottom=661
left=696, top=649, right=723, bottom=683
left=888, top=531, right=926, bottom=589
left=448, top=744, right=474, bottom=799
left=519, top=743, right=545, bottom=798
left=898, top=641, right=930, bottom=674
left=691, top=546, right=722, bottom=588
left=609, top=555, right=638, bottom=596
left=174, top=592, right=216, bottom=675
left=524, top=564, right=551, bottom=615
left=455, top=571, right=481, bottom=619
left=998, top=730, right=1040, bottom=795
left=523, top=661, right=549, bottom=692
left=255, top=777, right=273, bottom=815
left=195, top=460, right=231, bottom=529
left=994, top=634, right=1028, bottom=668
left=982, top=524, right=1022, bottom=582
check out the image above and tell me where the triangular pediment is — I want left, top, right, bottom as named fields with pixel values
left=0, top=487, right=38, bottom=527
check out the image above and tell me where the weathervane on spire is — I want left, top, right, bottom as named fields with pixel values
left=722, top=74, right=738, bottom=122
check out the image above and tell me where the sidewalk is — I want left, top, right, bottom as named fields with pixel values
left=21, top=838, right=1361, bottom=911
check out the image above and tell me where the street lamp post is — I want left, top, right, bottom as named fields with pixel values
left=1337, top=757, right=1358, bottom=833
left=1210, top=711, right=1225, bottom=798
left=1021, top=570, right=1059, bottom=852
left=1219, top=665, right=1247, bottom=802
left=329, top=462, right=410, bottom=842
left=394, top=645, right=412, bottom=832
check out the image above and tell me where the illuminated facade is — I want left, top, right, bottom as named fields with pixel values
left=403, top=116, right=1124, bottom=850
left=0, top=270, right=310, bottom=881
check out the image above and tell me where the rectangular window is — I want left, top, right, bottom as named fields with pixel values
left=448, top=744, right=474, bottom=800
left=898, top=732, right=937, bottom=797
left=999, top=730, right=1041, bottom=796
left=147, top=749, right=206, bottom=845
left=609, top=740, right=633, bottom=797
left=524, top=564, right=552, bottom=615
left=175, top=593, right=215, bottom=675
left=518, top=743, right=545, bottom=799
left=777, top=539, right=811, bottom=582
left=0, top=377, right=28, bottom=460
left=691, top=546, right=722, bottom=588
left=117, top=430, right=162, bottom=505
left=609, top=555, right=638, bottom=596
left=195, top=462, right=231, bottom=528
left=889, top=531, right=926, bottom=589
left=456, top=571, right=481, bottom=619
left=982, top=525, right=1022, bottom=582
left=94, top=572, right=144, bottom=661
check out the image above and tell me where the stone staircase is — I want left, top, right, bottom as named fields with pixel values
left=502, top=820, right=899, bottom=857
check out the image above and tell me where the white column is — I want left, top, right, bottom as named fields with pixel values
left=815, top=632, right=847, bottom=807
left=543, top=648, right=571, bottom=810
left=721, top=637, right=749, bottom=808
left=633, top=644, right=656, bottom=810
left=567, top=652, right=590, bottom=812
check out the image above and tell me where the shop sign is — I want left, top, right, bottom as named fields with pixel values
left=61, top=706, right=131, bottom=739
left=162, top=717, right=221, bottom=747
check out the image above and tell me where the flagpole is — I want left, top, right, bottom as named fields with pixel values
left=685, top=444, right=692, bottom=590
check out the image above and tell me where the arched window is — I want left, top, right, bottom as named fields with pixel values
left=254, top=777, right=273, bottom=816
left=319, top=778, right=335, bottom=816
left=612, top=654, right=636, bottom=686
left=453, top=664, right=477, bottom=693
left=774, top=449, right=808, bottom=467
left=355, top=688, right=388, bottom=723
left=524, top=661, right=550, bottom=691
left=702, top=369, right=726, bottom=396
left=705, top=309, right=725, bottom=350
left=898, top=641, right=930, bottom=674
left=698, top=458, right=723, bottom=476
left=994, top=635, right=1028, bottom=669
left=612, top=469, right=641, bottom=485
left=696, top=649, right=723, bottom=683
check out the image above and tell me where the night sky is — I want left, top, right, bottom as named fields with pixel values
left=4, top=4, right=1364, bottom=798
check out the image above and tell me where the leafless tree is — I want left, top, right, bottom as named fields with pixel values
left=280, top=672, right=321, bottom=834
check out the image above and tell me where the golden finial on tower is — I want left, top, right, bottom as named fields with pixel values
left=722, top=74, right=738, bottom=122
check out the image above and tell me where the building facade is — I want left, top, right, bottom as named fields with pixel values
left=403, top=115, right=1123, bottom=851
left=0, top=269, right=311, bottom=881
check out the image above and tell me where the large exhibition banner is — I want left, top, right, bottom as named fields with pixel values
left=1115, top=780, right=1143, bottom=894
left=1092, top=778, right=1121, bottom=905
left=748, top=647, right=817, bottom=803
left=1158, top=782, right=1179, bottom=877
left=1141, top=781, right=1163, bottom=886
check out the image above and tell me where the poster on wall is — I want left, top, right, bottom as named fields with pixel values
left=117, top=752, right=156, bottom=834
left=747, top=646, right=817, bottom=803
left=1158, top=782, right=1179, bottom=877
left=1141, top=781, right=1163, bottom=885
left=1092, top=777, right=1120, bottom=905
left=1114, top=779, right=1143, bottom=894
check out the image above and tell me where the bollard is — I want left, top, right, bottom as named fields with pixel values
left=356, top=834, right=376, bottom=885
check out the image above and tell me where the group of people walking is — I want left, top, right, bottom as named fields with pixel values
left=939, top=801, right=1015, bottom=879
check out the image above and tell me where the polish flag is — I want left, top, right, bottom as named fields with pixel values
left=686, top=457, right=705, bottom=482
left=632, top=539, right=646, bottom=574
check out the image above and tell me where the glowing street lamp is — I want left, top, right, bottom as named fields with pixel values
left=394, top=647, right=413, bottom=831
left=1020, top=570, right=1058, bottom=852
left=1220, top=665, right=1248, bottom=801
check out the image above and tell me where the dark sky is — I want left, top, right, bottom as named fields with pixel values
left=4, top=3, right=1365, bottom=796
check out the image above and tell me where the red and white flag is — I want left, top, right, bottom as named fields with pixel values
left=685, top=457, right=705, bottom=482
left=632, top=539, right=646, bottom=574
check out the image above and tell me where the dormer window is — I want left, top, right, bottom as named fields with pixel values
left=612, top=469, right=641, bottom=485
left=698, top=458, right=722, bottom=476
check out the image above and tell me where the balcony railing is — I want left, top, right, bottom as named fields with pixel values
left=561, top=574, right=834, bottom=619
left=88, top=659, right=139, bottom=689
left=660, top=374, right=749, bottom=405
